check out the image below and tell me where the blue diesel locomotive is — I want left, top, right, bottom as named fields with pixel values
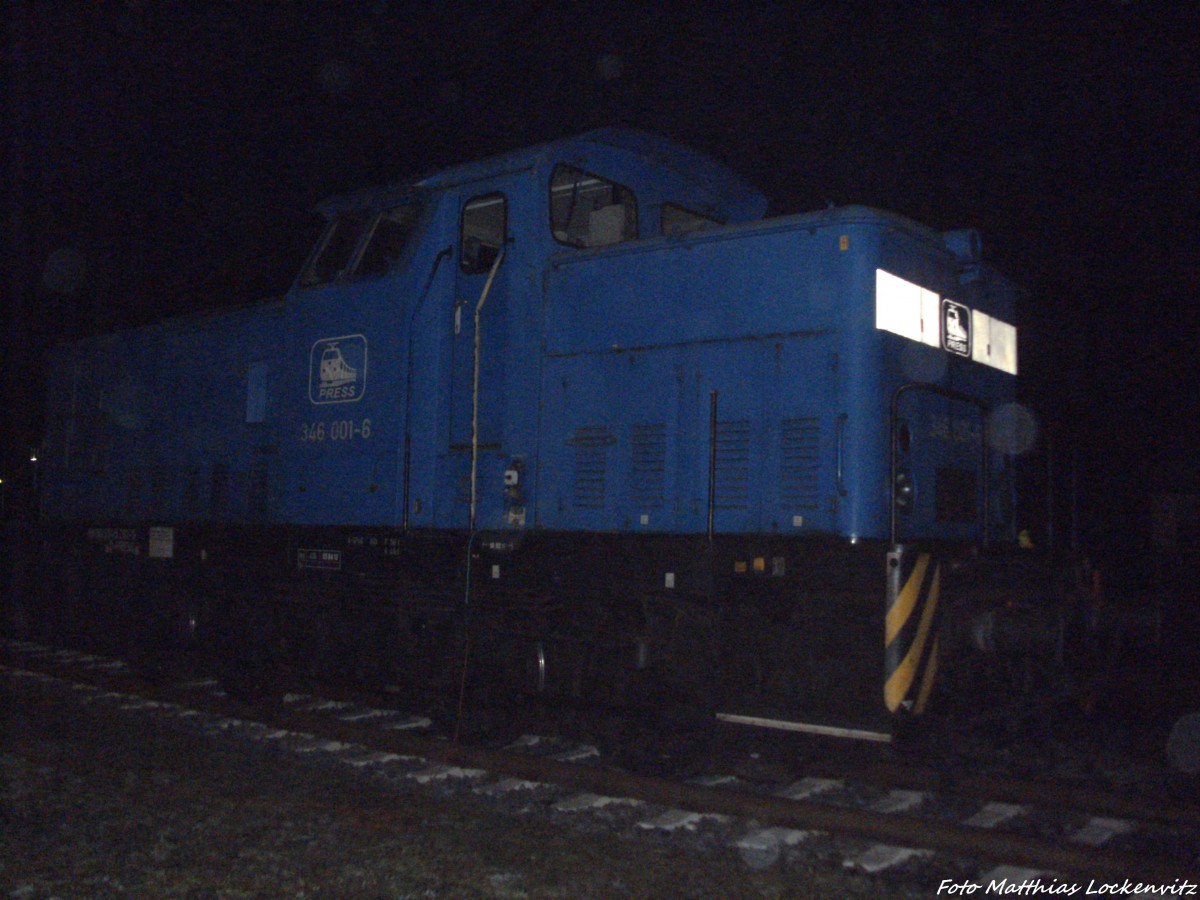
left=33, top=129, right=1036, bottom=741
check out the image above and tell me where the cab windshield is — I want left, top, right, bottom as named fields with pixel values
left=299, top=201, right=423, bottom=288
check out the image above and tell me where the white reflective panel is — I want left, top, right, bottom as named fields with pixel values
left=989, top=317, right=1018, bottom=374
left=971, top=310, right=1019, bottom=374
left=972, top=310, right=992, bottom=366
left=920, top=289, right=940, bottom=347
left=877, top=269, right=1016, bottom=375
left=876, top=269, right=939, bottom=347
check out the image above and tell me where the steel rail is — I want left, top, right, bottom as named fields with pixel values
left=6, top=647, right=1194, bottom=885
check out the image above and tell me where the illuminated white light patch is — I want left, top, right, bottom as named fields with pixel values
left=735, top=826, right=813, bottom=871
left=553, top=792, right=644, bottom=812
left=293, top=738, right=353, bottom=754
left=637, top=809, right=729, bottom=831
left=965, top=801, right=1026, bottom=828
left=869, top=789, right=927, bottom=814
left=408, top=765, right=487, bottom=784
left=176, top=678, right=221, bottom=690
left=972, top=310, right=1018, bottom=374
left=875, top=269, right=940, bottom=347
left=692, top=774, right=740, bottom=787
left=971, top=310, right=992, bottom=367
left=552, top=744, right=600, bottom=762
left=341, top=751, right=410, bottom=768
left=876, top=268, right=1018, bottom=374
left=504, top=734, right=544, bottom=749
left=296, top=699, right=353, bottom=712
left=1070, top=816, right=1133, bottom=846
left=385, top=716, right=432, bottom=730
left=776, top=777, right=843, bottom=800
left=207, top=717, right=249, bottom=731
left=992, top=319, right=1017, bottom=373
left=844, top=845, right=930, bottom=873
left=338, top=708, right=401, bottom=722
left=475, top=777, right=547, bottom=796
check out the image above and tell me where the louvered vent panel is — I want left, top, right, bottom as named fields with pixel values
left=568, top=426, right=615, bottom=509
left=210, top=463, right=230, bottom=516
left=248, top=459, right=270, bottom=521
left=630, top=423, right=666, bottom=508
left=714, top=419, right=751, bottom=510
left=780, top=417, right=820, bottom=509
left=149, top=466, right=169, bottom=512
left=183, top=467, right=202, bottom=516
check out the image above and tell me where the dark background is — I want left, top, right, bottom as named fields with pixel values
left=4, top=1, right=1198, bottom=546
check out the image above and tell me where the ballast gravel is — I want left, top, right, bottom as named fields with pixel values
left=0, top=670, right=914, bottom=899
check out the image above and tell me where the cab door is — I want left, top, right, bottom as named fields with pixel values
left=891, top=384, right=988, bottom=546
left=438, top=190, right=510, bottom=528
left=450, top=192, right=508, bottom=449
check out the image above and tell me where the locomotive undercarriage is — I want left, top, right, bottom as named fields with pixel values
left=18, top=522, right=1069, bottom=739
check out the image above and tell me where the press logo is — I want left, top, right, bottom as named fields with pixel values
left=309, top=334, right=368, bottom=404
left=941, top=299, right=971, bottom=357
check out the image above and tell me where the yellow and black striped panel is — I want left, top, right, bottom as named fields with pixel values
left=884, top=550, right=941, bottom=714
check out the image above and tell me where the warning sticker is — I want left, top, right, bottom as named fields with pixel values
left=148, top=526, right=174, bottom=559
left=298, top=548, right=342, bottom=571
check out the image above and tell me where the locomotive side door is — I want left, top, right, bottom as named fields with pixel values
left=891, top=384, right=989, bottom=546
left=440, top=190, right=511, bottom=528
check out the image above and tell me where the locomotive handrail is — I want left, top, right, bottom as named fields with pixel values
left=468, top=242, right=507, bottom=532
left=889, top=381, right=992, bottom=547
left=707, top=390, right=717, bottom=543
left=454, top=241, right=507, bottom=743
left=835, top=413, right=849, bottom=498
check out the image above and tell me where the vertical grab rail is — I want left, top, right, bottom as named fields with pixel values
left=835, top=413, right=849, bottom=498
left=455, top=241, right=506, bottom=743
left=468, top=243, right=506, bottom=532
left=707, top=390, right=718, bottom=543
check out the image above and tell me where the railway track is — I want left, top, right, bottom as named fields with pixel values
left=4, top=638, right=1197, bottom=889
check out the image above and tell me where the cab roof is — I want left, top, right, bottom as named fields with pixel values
left=319, top=129, right=769, bottom=224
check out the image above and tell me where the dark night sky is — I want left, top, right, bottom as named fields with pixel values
left=4, top=0, right=1199, bottom=532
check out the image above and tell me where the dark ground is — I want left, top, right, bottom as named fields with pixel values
left=1, top=669, right=915, bottom=899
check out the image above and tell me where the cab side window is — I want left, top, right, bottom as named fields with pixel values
left=549, top=165, right=637, bottom=249
left=358, top=204, right=423, bottom=278
left=461, top=193, right=507, bottom=274
left=302, top=213, right=369, bottom=286
left=300, top=201, right=422, bottom=287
